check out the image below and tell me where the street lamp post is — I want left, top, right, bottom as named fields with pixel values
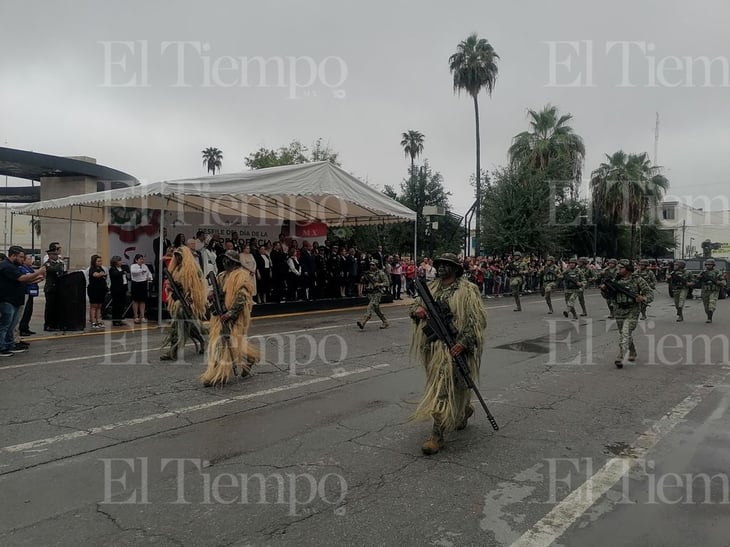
left=689, top=237, right=694, bottom=259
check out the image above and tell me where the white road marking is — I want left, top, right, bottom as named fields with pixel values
left=0, top=363, right=391, bottom=454
left=509, top=376, right=725, bottom=547
left=0, top=319, right=411, bottom=371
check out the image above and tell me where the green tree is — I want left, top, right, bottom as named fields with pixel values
left=508, top=104, right=585, bottom=202
left=245, top=139, right=340, bottom=169
left=400, top=130, right=425, bottom=176
left=449, top=33, right=499, bottom=251
left=201, top=147, right=223, bottom=174
left=590, top=151, right=669, bottom=258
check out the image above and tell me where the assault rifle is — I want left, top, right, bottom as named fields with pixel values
left=413, top=277, right=499, bottom=431
left=363, top=272, right=388, bottom=295
left=207, top=271, right=229, bottom=333
left=163, top=267, right=195, bottom=319
left=603, top=278, right=647, bottom=304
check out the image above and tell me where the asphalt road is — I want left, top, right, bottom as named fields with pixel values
left=1, top=289, right=730, bottom=547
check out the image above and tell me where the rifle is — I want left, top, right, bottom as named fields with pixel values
left=413, top=277, right=499, bottom=431
left=206, top=271, right=230, bottom=335
left=163, top=267, right=195, bottom=319
left=603, top=278, right=647, bottom=304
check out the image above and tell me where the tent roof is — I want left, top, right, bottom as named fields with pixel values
left=14, top=162, right=415, bottom=226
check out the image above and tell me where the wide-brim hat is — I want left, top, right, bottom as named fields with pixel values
left=433, top=253, right=464, bottom=275
left=223, top=249, right=242, bottom=264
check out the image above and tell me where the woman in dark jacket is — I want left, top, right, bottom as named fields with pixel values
left=87, top=254, right=108, bottom=329
left=109, top=256, right=130, bottom=326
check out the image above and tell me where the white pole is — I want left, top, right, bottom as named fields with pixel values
left=157, top=202, right=166, bottom=325
left=413, top=215, right=417, bottom=263
left=67, top=207, right=73, bottom=270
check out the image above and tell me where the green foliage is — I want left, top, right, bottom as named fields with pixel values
left=201, top=147, right=223, bottom=175
left=244, top=139, right=340, bottom=169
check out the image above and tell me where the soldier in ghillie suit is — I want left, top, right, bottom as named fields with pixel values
left=697, top=258, right=727, bottom=323
left=558, top=258, right=586, bottom=320
left=160, top=246, right=206, bottom=361
left=410, top=253, right=487, bottom=455
left=667, top=260, right=694, bottom=322
left=599, top=258, right=619, bottom=318
left=357, top=260, right=390, bottom=330
left=201, top=250, right=259, bottom=387
left=636, top=259, right=657, bottom=319
left=576, top=257, right=594, bottom=316
left=507, top=252, right=528, bottom=311
left=604, top=259, right=653, bottom=368
left=540, top=256, right=561, bottom=314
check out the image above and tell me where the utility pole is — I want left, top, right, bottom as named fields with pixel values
left=681, top=219, right=686, bottom=259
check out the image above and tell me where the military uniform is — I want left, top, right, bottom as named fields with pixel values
left=577, top=257, right=594, bottom=316
left=667, top=261, right=694, bottom=322
left=507, top=252, right=528, bottom=311
left=540, top=257, right=561, bottom=314
left=636, top=259, right=657, bottom=319
left=610, top=260, right=653, bottom=368
left=358, top=263, right=390, bottom=329
left=558, top=259, right=586, bottom=320
left=696, top=259, right=727, bottom=323
left=599, top=259, right=618, bottom=318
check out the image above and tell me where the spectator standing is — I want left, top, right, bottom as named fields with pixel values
left=18, top=254, right=39, bottom=336
left=0, top=247, right=45, bottom=356
left=87, top=254, right=108, bottom=329
left=109, top=256, right=130, bottom=326
left=130, top=254, right=152, bottom=323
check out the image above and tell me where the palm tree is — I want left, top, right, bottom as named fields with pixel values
left=449, top=33, right=499, bottom=252
left=508, top=104, right=585, bottom=201
left=400, top=130, right=425, bottom=176
left=201, top=147, right=223, bottom=174
left=590, top=151, right=669, bottom=258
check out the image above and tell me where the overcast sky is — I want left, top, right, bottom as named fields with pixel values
left=2, top=0, right=729, bottom=213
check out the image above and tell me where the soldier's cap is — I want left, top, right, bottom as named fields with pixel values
left=578, top=257, right=588, bottom=263
left=568, top=257, right=578, bottom=264
left=223, top=249, right=241, bottom=264
left=369, top=259, right=378, bottom=266
left=546, top=256, right=555, bottom=261
left=705, top=258, right=716, bottom=265
left=513, top=251, right=522, bottom=257
left=618, top=259, right=634, bottom=271
left=639, top=259, right=649, bottom=266
left=607, top=258, right=618, bottom=264
left=433, top=253, right=464, bottom=275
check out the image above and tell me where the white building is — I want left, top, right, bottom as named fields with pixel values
left=659, top=200, right=730, bottom=259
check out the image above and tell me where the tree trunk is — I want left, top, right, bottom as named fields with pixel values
left=629, top=223, right=636, bottom=259
left=473, top=94, right=481, bottom=256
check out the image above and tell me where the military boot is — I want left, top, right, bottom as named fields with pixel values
left=614, top=355, right=624, bottom=369
left=456, top=404, right=475, bottom=431
left=571, top=308, right=578, bottom=320
left=513, top=294, right=522, bottom=312
left=380, top=320, right=390, bottom=329
left=546, top=295, right=553, bottom=314
left=676, top=308, right=683, bottom=322
left=628, top=342, right=637, bottom=362
left=580, top=304, right=588, bottom=317
left=421, top=421, right=445, bottom=455
left=357, top=316, right=370, bottom=330
left=706, top=311, right=713, bottom=324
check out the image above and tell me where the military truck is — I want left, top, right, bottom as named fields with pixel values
left=668, top=258, right=729, bottom=300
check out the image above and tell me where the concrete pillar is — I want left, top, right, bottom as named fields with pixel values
left=40, top=160, right=100, bottom=270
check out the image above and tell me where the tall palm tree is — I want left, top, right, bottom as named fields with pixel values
left=508, top=104, right=585, bottom=201
left=201, top=147, right=223, bottom=175
left=400, top=130, right=425, bottom=176
left=590, top=151, right=669, bottom=258
left=449, top=33, right=499, bottom=252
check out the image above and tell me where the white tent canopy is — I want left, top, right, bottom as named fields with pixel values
left=14, top=162, right=416, bottom=226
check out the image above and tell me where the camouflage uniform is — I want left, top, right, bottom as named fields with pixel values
left=667, top=261, right=694, bottom=322
left=611, top=260, right=653, bottom=368
left=558, top=258, right=586, bottom=320
left=358, top=263, right=390, bottom=329
left=540, top=257, right=561, bottom=314
left=696, top=259, right=727, bottom=323
left=577, top=257, right=594, bottom=316
left=507, top=252, right=528, bottom=311
left=599, top=259, right=618, bottom=318
left=636, top=259, right=657, bottom=320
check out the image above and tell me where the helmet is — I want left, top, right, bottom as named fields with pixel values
left=546, top=256, right=555, bottom=262
left=607, top=258, right=618, bottom=265
left=618, top=259, right=634, bottom=271
left=513, top=251, right=522, bottom=258
left=433, top=253, right=464, bottom=276
left=578, top=257, right=588, bottom=263
left=568, top=257, right=578, bottom=264
left=639, top=259, right=649, bottom=266
left=705, top=259, right=716, bottom=266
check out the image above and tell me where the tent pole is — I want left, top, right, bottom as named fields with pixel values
left=157, top=203, right=166, bottom=325
left=67, top=207, right=73, bottom=270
